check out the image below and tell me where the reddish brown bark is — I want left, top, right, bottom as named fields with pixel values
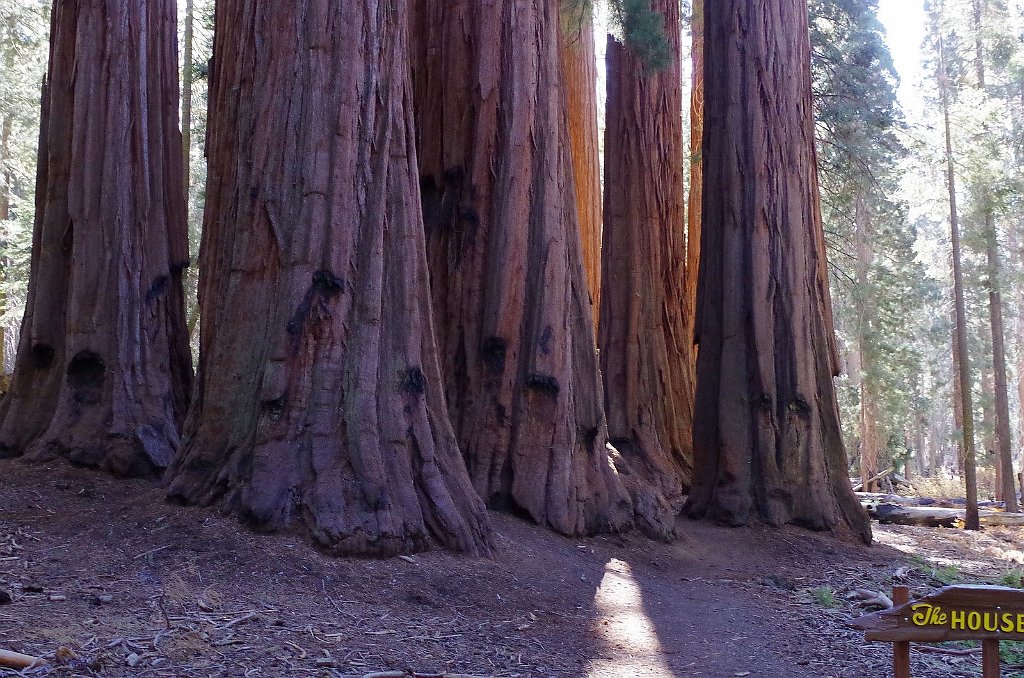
left=165, top=0, right=493, bottom=557
left=860, top=379, right=881, bottom=493
left=559, top=13, right=602, bottom=328
left=0, top=0, right=193, bottom=476
left=687, top=0, right=870, bottom=542
left=599, top=1, right=694, bottom=539
left=684, top=0, right=704, bottom=354
left=853, top=195, right=880, bottom=493
left=412, top=0, right=631, bottom=536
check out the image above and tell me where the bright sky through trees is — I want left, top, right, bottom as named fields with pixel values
left=877, top=0, right=927, bottom=112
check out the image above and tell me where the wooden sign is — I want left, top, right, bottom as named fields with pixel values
left=853, top=585, right=1024, bottom=678
left=853, top=585, right=1024, bottom=642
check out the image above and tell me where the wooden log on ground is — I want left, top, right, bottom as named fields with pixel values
left=857, top=493, right=1006, bottom=509
left=0, top=648, right=46, bottom=670
left=865, top=503, right=1024, bottom=527
left=857, top=493, right=920, bottom=506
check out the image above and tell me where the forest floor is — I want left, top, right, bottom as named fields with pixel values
left=1, top=460, right=1023, bottom=678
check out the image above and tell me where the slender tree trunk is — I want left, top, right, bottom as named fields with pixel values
left=687, top=0, right=870, bottom=543
left=559, top=12, right=602, bottom=328
left=973, top=0, right=1018, bottom=510
left=987, top=225, right=1017, bottom=509
left=847, top=331, right=864, bottom=478
left=684, top=0, right=704, bottom=366
left=411, top=0, right=631, bottom=537
left=860, top=379, right=881, bottom=492
left=165, top=0, right=493, bottom=557
left=853, top=194, right=880, bottom=493
left=599, top=1, right=694, bottom=539
left=939, top=35, right=981, bottom=530
left=952, top=324, right=965, bottom=475
left=981, top=366, right=995, bottom=490
left=928, top=411, right=939, bottom=477
left=0, top=0, right=193, bottom=476
left=921, top=409, right=929, bottom=477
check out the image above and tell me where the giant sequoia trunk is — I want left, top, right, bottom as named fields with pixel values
left=599, top=1, right=694, bottom=539
left=559, top=13, right=603, bottom=327
left=165, top=0, right=493, bottom=557
left=411, top=0, right=631, bottom=536
left=688, top=0, right=870, bottom=543
left=0, top=0, right=192, bottom=476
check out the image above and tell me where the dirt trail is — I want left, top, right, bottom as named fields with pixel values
left=1, top=460, right=1021, bottom=677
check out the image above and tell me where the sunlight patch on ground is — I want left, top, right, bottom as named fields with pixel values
left=874, top=525, right=1024, bottom=575
left=586, top=558, right=674, bottom=677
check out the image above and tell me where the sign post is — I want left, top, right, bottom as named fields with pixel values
left=853, top=585, right=1024, bottom=678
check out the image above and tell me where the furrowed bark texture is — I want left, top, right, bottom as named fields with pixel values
left=0, top=0, right=192, bottom=476
left=412, top=0, right=632, bottom=536
left=165, top=0, right=494, bottom=557
left=559, top=14, right=602, bottom=328
left=599, top=0, right=694, bottom=540
left=688, top=0, right=871, bottom=543
left=684, top=0, right=704, bottom=356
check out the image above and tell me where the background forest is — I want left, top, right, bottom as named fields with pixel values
left=4, top=0, right=1024, bottom=501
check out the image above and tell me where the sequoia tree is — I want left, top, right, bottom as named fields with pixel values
left=0, top=0, right=193, bottom=476
left=165, top=0, right=493, bottom=557
left=412, top=0, right=632, bottom=536
left=599, top=0, right=694, bottom=538
left=559, top=10, right=602, bottom=326
left=688, top=0, right=871, bottom=542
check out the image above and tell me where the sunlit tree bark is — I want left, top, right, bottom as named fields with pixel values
left=688, top=0, right=870, bottom=542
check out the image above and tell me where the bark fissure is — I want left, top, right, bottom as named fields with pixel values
left=687, top=0, right=870, bottom=542
left=0, top=0, right=193, bottom=476
left=411, top=0, right=631, bottom=536
left=165, top=0, right=493, bottom=557
left=598, top=0, right=695, bottom=539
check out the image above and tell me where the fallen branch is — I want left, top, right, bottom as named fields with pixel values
left=851, top=469, right=893, bottom=492
left=847, top=589, right=894, bottom=609
left=0, top=648, right=46, bottom=670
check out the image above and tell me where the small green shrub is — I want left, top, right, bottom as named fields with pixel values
left=809, top=586, right=838, bottom=608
